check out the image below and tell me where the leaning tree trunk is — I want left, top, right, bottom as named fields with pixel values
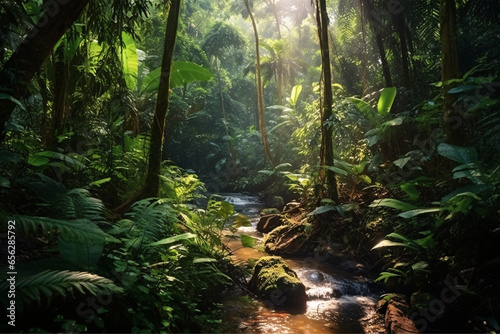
left=244, top=0, right=275, bottom=167
left=0, top=0, right=90, bottom=142
left=315, top=0, right=339, bottom=203
left=140, top=0, right=181, bottom=198
left=440, top=0, right=462, bottom=145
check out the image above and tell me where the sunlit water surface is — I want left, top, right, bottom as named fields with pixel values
left=220, top=193, right=385, bottom=333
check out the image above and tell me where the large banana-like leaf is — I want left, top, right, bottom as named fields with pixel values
left=377, top=87, right=397, bottom=116
left=121, top=32, right=139, bottom=90
left=140, top=62, right=213, bottom=93
left=437, top=143, right=478, bottom=165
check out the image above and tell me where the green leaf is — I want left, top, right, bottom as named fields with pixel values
left=308, top=205, right=337, bottom=216
left=141, top=67, right=161, bottom=93
left=193, top=257, right=217, bottom=264
left=370, top=198, right=418, bottom=211
left=377, top=87, right=397, bottom=116
left=28, top=155, right=50, bottom=167
left=437, top=143, right=478, bottom=165
left=393, top=157, right=411, bottom=168
left=0, top=176, right=10, bottom=188
left=89, top=177, right=111, bottom=187
left=121, top=32, right=139, bottom=90
left=372, top=240, right=408, bottom=250
left=289, top=85, right=302, bottom=107
left=347, top=96, right=378, bottom=125
left=400, top=183, right=419, bottom=201
left=147, top=233, right=197, bottom=247
left=0, top=93, right=25, bottom=111
left=240, top=234, right=256, bottom=248
left=326, top=165, right=348, bottom=176
left=170, top=61, right=213, bottom=88
left=398, top=208, right=442, bottom=219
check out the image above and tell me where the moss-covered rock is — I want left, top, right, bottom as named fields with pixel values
left=248, top=256, right=307, bottom=312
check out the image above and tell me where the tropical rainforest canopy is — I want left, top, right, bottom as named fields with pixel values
left=1, top=0, right=499, bottom=333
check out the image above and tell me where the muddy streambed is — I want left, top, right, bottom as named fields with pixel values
left=219, top=193, right=385, bottom=333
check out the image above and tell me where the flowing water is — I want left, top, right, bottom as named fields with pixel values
left=220, top=193, right=385, bottom=333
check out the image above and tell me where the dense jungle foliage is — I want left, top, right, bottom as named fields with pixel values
left=1, top=0, right=499, bottom=332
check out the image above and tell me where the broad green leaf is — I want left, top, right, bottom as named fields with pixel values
left=358, top=174, right=372, bottom=184
left=121, top=32, right=139, bottom=90
left=308, top=205, right=337, bottom=216
left=141, top=67, right=162, bottom=93
left=170, top=61, right=213, bottom=88
left=326, top=166, right=348, bottom=176
left=437, top=143, right=478, bottom=164
left=370, top=198, right=418, bottom=211
left=398, top=207, right=442, bottom=219
left=28, top=155, right=50, bottom=167
left=141, top=62, right=213, bottom=93
left=400, top=183, right=419, bottom=201
left=393, top=157, right=411, bottom=168
left=347, top=97, right=377, bottom=125
left=240, top=234, right=256, bottom=248
left=148, top=233, right=196, bottom=246
left=377, top=87, right=397, bottom=116
left=415, top=235, right=434, bottom=249
left=289, top=85, right=302, bottom=107
left=372, top=240, right=408, bottom=250
left=0, top=93, right=25, bottom=111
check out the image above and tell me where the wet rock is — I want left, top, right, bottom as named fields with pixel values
left=264, top=224, right=308, bottom=256
left=340, top=260, right=367, bottom=275
left=257, top=214, right=287, bottom=233
left=385, top=294, right=418, bottom=333
left=248, top=256, right=307, bottom=312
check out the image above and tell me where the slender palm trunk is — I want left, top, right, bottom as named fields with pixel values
left=244, top=0, right=275, bottom=167
left=440, top=0, right=462, bottom=145
left=315, top=0, right=339, bottom=203
left=141, top=0, right=181, bottom=198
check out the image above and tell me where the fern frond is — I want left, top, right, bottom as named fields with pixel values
left=0, top=270, right=123, bottom=305
left=12, top=214, right=114, bottom=244
left=116, top=198, right=177, bottom=250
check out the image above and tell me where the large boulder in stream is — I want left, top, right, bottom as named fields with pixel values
left=248, top=256, right=307, bottom=312
left=264, top=224, right=308, bottom=255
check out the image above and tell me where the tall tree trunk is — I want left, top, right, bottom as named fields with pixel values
left=360, top=0, right=368, bottom=95
left=0, top=0, right=90, bottom=141
left=362, top=0, right=392, bottom=87
left=244, top=0, right=275, bottom=167
left=440, top=0, right=462, bottom=145
left=392, top=12, right=411, bottom=88
left=216, top=58, right=237, bottom=167
left=140, top=0, right=181, bottom=198
left=315, top=0, right=339, bottom=203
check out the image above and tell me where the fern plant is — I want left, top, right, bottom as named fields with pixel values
left=0, top=270, right=123, bottom=309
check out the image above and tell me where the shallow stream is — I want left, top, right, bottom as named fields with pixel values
left=220, top=193, right=385, bottom=333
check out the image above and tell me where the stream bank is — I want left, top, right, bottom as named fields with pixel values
left=219, top=193, right=386, bottom=333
